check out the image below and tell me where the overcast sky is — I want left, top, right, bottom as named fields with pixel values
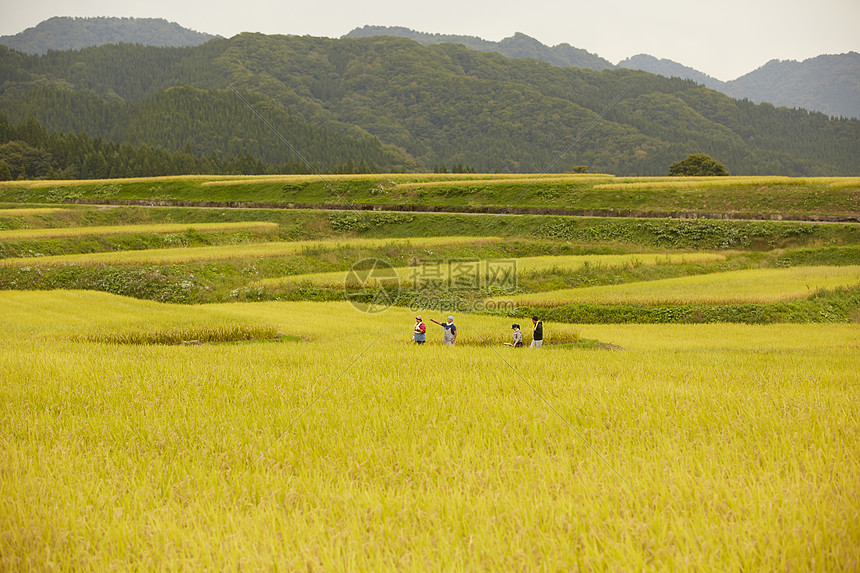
left=3, top=0, right=859, bottom=81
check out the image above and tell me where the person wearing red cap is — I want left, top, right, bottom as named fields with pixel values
left=413, top=316, right=426, bottom=344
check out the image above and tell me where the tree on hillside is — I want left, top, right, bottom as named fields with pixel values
left=669, top=153, right=730, bottom=176
left=0, top=141, right=53, bottom=179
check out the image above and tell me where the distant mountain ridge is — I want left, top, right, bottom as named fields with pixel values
left=345, top=26, right=860, bottom=119
left=623, top=52, right=860, bottom=119
left=722, top=53, right=860, bottom=119
left=344, top=26, right=614, bottom=71
left=617, top=54, right=725, bottom=91
left=0, top=17, right=217, bottom=54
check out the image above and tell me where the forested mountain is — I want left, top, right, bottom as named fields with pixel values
left=0, top=82, right=412, bottom=173
left=344, top=26, right=614, bottom=71
left=349, top=26, right=860, bottom=120
left=0, top=34, right=858, bottom=177
left=0, top=17, right=217, bottom=55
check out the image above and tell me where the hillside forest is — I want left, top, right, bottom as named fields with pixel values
left=1, top=34, right=858, bottom=178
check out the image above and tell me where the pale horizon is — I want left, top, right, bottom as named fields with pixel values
left=2, top=0, right=859, bottom=82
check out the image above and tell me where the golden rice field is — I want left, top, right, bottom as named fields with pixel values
left=392, top=175, right=615, bottom=191
left=515, top=252, right=727, bottom=274
left=495, top=265, right=860, bottom=306
left=0, top=207, right=70, bottom=216
left=1, top=290, right=858, bottom=570
left=1, top=202, right=858, bottom=569
left=256, top=252, right=727, bottom=289
left=828, top=178, right=860, bottom=189
left=0, top=236, right=503, bottom=267
left=0, top=221, right=279, bottom=241
left=592, top=176, right=858, bottom=191
left=0, top=289, right=280, bottom=344
left=9, top=172, right=855, bottom=192
left=0, top=174, right=247, bottom=188
left=199, top=172, right=617, bottom=187
left=1, top=172, right=561, bottom=189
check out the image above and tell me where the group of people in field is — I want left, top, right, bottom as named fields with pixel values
left=412, top=315, right=543, bottom=347
left=411, top=316, right=454, bottom=345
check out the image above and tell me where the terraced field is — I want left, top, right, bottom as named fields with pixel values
left=0, top=176, right=858, bottom=569
left=256, top=252, right=728, bottom=289
left=3, top=173, right=859, bottom=218
left=495, top=265, right=860, bottom=306
left=0, top=236, right=503, bottom=267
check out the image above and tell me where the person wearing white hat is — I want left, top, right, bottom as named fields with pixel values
left=413, top=315, right=426, bottom=344
left=430, top=315, right=457, bottom=345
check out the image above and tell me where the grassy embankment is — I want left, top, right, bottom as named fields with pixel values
left=1, top=176, right=859, bottom=318
left=2, top=174, right=859, bottom=218
left=255, top=253, right=729, bottom=289
left=496, top=266, right=860, bottom=306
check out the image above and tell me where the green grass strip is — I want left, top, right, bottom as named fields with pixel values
left=495, top=266, right=860, bottom=306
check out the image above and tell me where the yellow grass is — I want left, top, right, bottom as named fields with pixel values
left=1, top=290, right=858, bottom=569
left=0, top=174, right=243, bottom=188
left=495, top=265, right=860, bottom=306
left=828, top=177, right=860, bottom=189
left=0, top=289, right=278, bottom=343
left=201, top=174, right=410, bottom=186
left=256, top=252, right=727, bottom=289
left=0, top=207, right=70, bottom=216
left=0, top=236, right=504, bottom=266
left=0, top=221, right=279, bottom=241
left=199, top=173, right=601, bottom=187
left=1, top=172, right=615, bottom=189
left=3, top=174, right=855, bottom=192
left=393, top=175, right=615, bottom=190
left=589, top=176, right=859, bottom=192
left=516, top=252, right=726, bottom=273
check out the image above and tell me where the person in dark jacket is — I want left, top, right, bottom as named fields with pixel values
left=531, top=316, right=543, bottom=348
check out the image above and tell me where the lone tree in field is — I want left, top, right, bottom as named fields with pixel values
left=669, top=153, right=729, bottom=176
